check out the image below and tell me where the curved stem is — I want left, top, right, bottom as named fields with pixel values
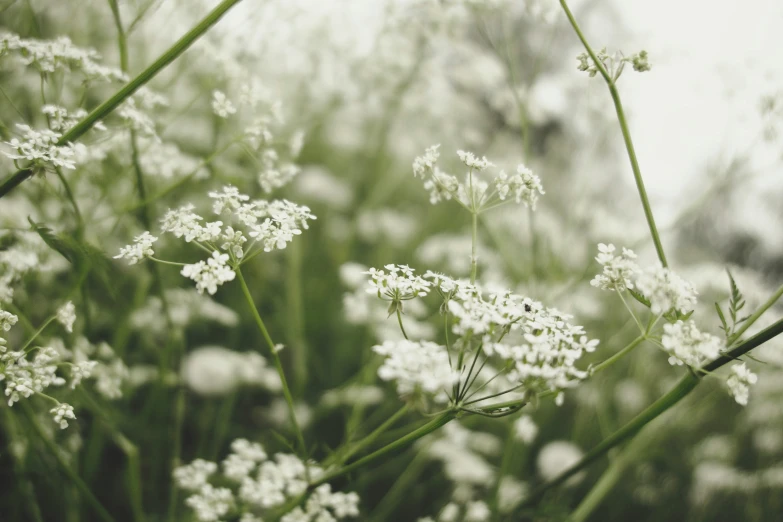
left=559, top=0, right=668, bottom=267
left=591, top=335, right=645, bottom=374
left=0, top=0, right=245, bottom=199
left=328, top=404, right=410, bottom=468
left=236, top=267, right=307, bottom=457
left=309, top=410, right=456, bottom=488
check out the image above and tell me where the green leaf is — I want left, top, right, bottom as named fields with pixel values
left=715, top=302, right=728, bottom=332
left=628, top=288, right=651, bottom=308
left=28, top=218, right=117, bottom=299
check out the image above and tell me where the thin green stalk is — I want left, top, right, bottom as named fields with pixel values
left=54, top=167, right=84, bottom=235
left=515, top=317, right=783, bottom=512
left=21, top=316, right=56, bottom=352
left=285, top=240, right=308, bottom=394
left=471, top=211, right=479, bottom=284
left=166, top=384, right=186, bottom=522
left=79, top=390, right=145, bottom=522
left=107, top=0, right=129, bottom=71
left=369, top=449, right=430, bottom=522
left=559, top=0, right=668, bottom=267
left=590, top=335, right=645, bottom=374
left=328, top=404, right=410, bottom=467
left=310, top=410, right=456, bottom=488
left=728, top=281, right=783, bottom=345
left=236, top=267, right=307, bottom=457
left=395, top=307, right=409, bottom=340
left=23, top=403, right=117, bottom=522
left=0, top=0, right=245, bottom=199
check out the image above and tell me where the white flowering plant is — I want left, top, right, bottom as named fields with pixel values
left=1, top=1, right=783, bottom=522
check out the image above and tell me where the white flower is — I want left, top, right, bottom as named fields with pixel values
left=494, top=165, right=544, bottom=209
left=3, top=124, right=77, bottom=171
left=211, top=90, right=236, bottom=118
left=2, top=346, right=65, bottom=406
left=513, top=415, right=538, bottom=444
left=590, top=243, right=640, bottom=291
left=114, top=231, right=158, bottom=264
left=209, top=185, right=250, bottom=215
left=661, top=320, right=723, bottom=367
left=174, top=459, right=218, bottom=491
left=726, top=362, right=757, bottom=406
left=185, top=484, right=234, bottom=522
left=70, top=360, right=97, bottom=388
left=246, top=200, right=316, bottom=252
left=56, top=301, right=76, bottom=333
left=457, top=150, right=494, bottom=171
left=364, top=264, right=431, bottom=302
left=373, top=340, right=457, bottom=401
left=464, top=501, right=491, bottom=522
left=49, top=402, right=76, bottom=429
left=537, top=441, right=585, bottom=486
left=0, top=309, right=18, bottom=331
left=636, top=266, right=698, bottom=315
left=181, top=251, right=236, bottom=295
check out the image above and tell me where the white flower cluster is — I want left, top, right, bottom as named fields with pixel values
left=341, top=263, right=435, bottom=342
left=56, top=301, right=76, bottom=333
left=726, top=362, right=758, bottom=406
left=576, top=48, right=651, bottom=80
left=428, top=273, right=598, bottom=397
left=591, top=244, right=698, bottom=315
left=661, top=320, right=723, bottom=367
left=590, top=243, right=639, bottom=292
left=257, top=148, right=301, bottom=194
left=373, top=340, right=457, bottom=401
left=364, top=264, right=431, bottom=304
left=174, top=439, right=360, bottom=522
left=114, top=231, right=158, bottom=265
left=211, top=90, right=237, bottom=118
left=2, top=346, right=64, bottom=405
left=363, top=267, right=597, bottom=401
left=412, top=145, right=544, bottom=210
left=120, top=186, right=315, bottom=295
left=181, top=251, right=237, bottom=296
left=3, top=124, right=77, bottom=171
left=0, top=32, right=126, bottom=82
left=42, top=105, right=104, bottom=132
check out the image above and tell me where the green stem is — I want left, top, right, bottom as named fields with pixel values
left=79, top=390, right=145, bottom=522
left=328, top=404, right=410, bottom=467
left=471, top=211, right=479, bottom=284
left=107, top=0, right=129, bottom=71
left=395, top=307, right=409, bottom=340
left=0, top=0, right=245, bottom=199
left=54, top=167, right=84, bottom=236
left=559, top=0, right=668, bottom=267
left=728, top=281, right=783, bottom=345
left=22, top=403, right=117, bottom=522
left=516, top=316, right=783, bottom=512
left=236, top=267, right=307, bottom=457
left=310, top=410, right=456, bottom=488
left=285, top=240, right=308, bottom=394
left=590, top=335, right=645, bottom=374
left=369, top=450, right=429, bottom=522
left=21, top=316, right=56, bottom=352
